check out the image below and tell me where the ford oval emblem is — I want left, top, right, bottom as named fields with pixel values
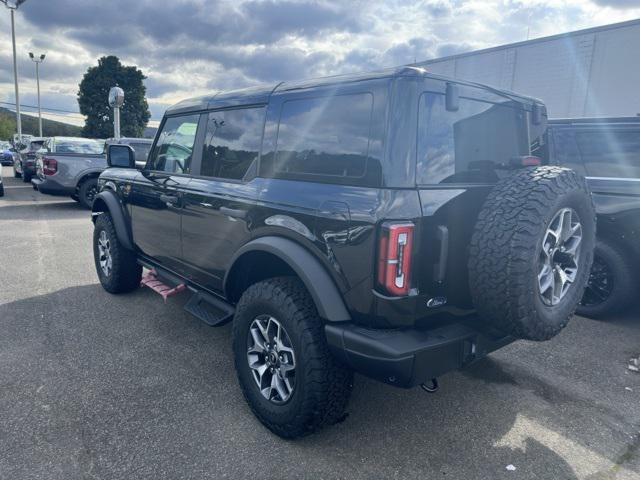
left=427, top=296, right=447, bottom=308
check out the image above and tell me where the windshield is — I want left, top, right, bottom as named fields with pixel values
left=55, top=138, right=105, bottom=155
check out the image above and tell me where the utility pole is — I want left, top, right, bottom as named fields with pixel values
left=108, top=86, right=125, bottom=140
left=2, top=0, right=29, bottom=145
left=29, top=52, right=46, bottom=137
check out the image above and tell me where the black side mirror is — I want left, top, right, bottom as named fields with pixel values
left=107, top=144, right=136, bottom=168
left=446, top=82, right=459, bottom=112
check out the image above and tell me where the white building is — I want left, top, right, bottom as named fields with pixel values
left=419, top=19, right=640, bottom=119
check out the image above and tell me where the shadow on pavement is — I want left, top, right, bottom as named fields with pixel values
left=6, top=285, right=638, bottom=479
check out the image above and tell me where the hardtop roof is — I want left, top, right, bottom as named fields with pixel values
left=166, top=66, right=542, bottom=115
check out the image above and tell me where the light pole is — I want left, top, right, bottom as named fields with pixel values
left=29, top=52, right=45, bottom=137
left=1, top=0, right=28, bottom=145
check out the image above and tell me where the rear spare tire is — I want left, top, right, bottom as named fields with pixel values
left=469, top=166, right=596, bottom=341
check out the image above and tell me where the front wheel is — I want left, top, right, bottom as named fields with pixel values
left=232, top=277, right=353, bottom=438
left=93, top=213, right=142, bottom=293
left=577, top=240, right=637, bottom=319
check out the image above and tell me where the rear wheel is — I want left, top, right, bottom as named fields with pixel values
left=14, top=168, right=20, bottom=178
left=79, top=178, right=99, bottom=209
left=232, top=277, right=353, bottom=438
left=577, top=240, right=637, bottom=319
left=93, top=213, right=141, bottom=293
left=22, top=172, right=31, bottom=183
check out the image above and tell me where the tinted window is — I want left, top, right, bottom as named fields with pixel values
left=54, top=138, right=104, bottom=154
left=417, top=93, right=529, bottom=184
left=575, top=129, right=640, bottom=178
left=262, top=93, right=373, bottom=181
left=550, top=128, right=584, bottom=174
left=201, top=107, right=265, bottom=180
left=149, top=114, right=199, bottom=173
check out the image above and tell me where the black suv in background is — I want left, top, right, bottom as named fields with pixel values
left=91, top=67, right=595, bottom=438
left=546, top=118, right=640, bottom=318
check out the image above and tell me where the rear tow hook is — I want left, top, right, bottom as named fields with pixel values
left=420, top=378, right=439, bottom=393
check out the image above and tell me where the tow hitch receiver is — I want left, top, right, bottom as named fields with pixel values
left=140, top=269, right=186, bottom=302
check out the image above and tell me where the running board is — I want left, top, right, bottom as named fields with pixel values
left=184, top=291, right=235, bottom=327
left=140, top=269, right=186, bottom=302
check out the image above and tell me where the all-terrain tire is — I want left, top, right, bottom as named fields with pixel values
left=79, top=178, right=99, bottom=209
left=232, top=277, right=353, bottom=439
left=469, top=166, right=596, bottom=341
left=93, top=213, right=142, bottom=293
left=576, top=240, right=637, bottom=319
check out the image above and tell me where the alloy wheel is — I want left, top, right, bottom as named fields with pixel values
left=97, top=230, right=113, bottom=277
left=538, top=208, right=583, bottom=306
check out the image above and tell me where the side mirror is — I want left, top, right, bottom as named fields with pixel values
left=446, top=83, right=459, bottom=112
left=107, top=144, right=136, bottom=168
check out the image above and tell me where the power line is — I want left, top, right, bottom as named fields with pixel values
left=0, top=100, right=82, bottom=115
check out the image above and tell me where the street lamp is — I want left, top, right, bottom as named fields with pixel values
left=1, top=0, right=28, bottom=145
left=29, top=52, right=45, bottom=137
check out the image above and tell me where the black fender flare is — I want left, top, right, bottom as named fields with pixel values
left=224, top=236, right=351, bottom=322
left=91, top=190, right=135, bottom=251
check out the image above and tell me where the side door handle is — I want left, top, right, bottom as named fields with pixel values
left=220, top=206, right=247, bottom=219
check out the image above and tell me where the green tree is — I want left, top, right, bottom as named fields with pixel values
left=0, top=114, right=14, bottom=141
left=77, top=56, right=150, bottom=138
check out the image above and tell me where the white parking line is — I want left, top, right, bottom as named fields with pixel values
left=3, top=186, right=33, bottom=189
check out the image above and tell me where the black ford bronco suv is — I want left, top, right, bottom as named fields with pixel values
left=92, top=67, right=596, bottom=438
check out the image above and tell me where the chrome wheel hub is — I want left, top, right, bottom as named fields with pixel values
left=97, top=230, right=113, bottom=277
left=247, top=315, right=296, bottom=404
left=538, top=208, right=583, bottom=306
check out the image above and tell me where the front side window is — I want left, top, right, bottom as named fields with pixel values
left=148, top=114, right=199, bottom=173
left=575, top=129, right=640, bottom=178
left=201, top=107, right=265, bottom=180
left=417, top=93, right=529, bottom=184
left=262, top=93, right=373, bottom=182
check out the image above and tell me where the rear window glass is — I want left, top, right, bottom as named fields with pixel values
left=261, top=93, right=373, bottom=182
left=55, top=138, right=104, bottom=154
left=575, top=129, right=640, bottom=178
left=417, top=93, right=529, bottom=184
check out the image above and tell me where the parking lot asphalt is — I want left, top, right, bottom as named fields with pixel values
left=1, top=171, right=640, bottom=480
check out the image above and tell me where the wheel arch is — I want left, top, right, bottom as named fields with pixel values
left=224, top=236, right=351, bottom=322
left=75, top=170, right=102, bottom=191
left=91, top=190, right=134, bottom=251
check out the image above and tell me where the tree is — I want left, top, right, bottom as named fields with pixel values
left=77, top=56, right=150, bottom=138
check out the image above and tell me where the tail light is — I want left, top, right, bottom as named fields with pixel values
left=43, top=157, right=58, bottom=175
left=377, top=222, right=414, bottom=296
left=510, top=155, right=541, bottom=167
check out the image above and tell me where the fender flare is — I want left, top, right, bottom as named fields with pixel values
left=91, top=190, right=135, bottom=251
left=224, top=236, right=351, bottom=322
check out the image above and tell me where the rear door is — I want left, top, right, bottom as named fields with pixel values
left=181, top=106, right=265, bottom=291
left=130, top=113, right=201, bottom=274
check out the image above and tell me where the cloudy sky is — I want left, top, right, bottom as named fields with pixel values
left=0, top=0, right=639, bottom=127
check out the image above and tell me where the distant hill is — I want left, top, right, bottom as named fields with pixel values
left=0, top=107, right=82, bottom=140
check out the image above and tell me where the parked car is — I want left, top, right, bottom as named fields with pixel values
left=546, top=117, right=640, bottom=318
left=104, top=137, right=153, bottom=168
left=14, top=137, right=47, bottom=182
left=1, top=145, right=14, bottom=166
left=0, top=163, right=4, bottom=197
left=31, top=137, right=105, bottom=208
left=91, top=67, right=595, bottom=438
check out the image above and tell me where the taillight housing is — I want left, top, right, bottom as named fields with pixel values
left=43, top=157, right=58, bottom=176
left=376, top=222, right=414, bottom=296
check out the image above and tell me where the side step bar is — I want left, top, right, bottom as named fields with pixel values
left=138, top=263, right=235, bottom=327
left=184, top=291, right=235, bottom=327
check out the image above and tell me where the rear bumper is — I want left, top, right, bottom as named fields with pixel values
left=31, top=177, right=74, bottom=196
left=325, top=321, right=513, bottom=388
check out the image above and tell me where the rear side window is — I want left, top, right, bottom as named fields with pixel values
left=575, top=129, right=640, bottom=178
left=200, top=107, right=265, bottom=180
left=148, top=114, right=199, bottom=174
left=417, top=93, right=529, bottom=184
left=261, top=93, right=373, bottom=183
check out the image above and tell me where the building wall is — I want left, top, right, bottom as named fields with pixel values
left=420, top=20, right=640, bottom=119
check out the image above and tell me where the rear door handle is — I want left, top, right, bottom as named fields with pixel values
left=220, top=206, right=247, bottom=219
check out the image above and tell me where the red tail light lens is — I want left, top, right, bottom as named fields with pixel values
left=43, top=157, right=57, bottom=175
left=377, top=222, right=414, bottom=296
